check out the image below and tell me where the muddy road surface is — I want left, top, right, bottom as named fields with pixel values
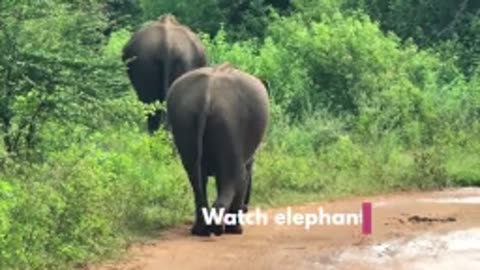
left=90, top=188, right=480, bottom=270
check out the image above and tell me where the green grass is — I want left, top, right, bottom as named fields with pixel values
left=1, top=122, right=479, bottom=270
left=447, top=153, right=480, bottom=186
left=2, top=110, right=480, bottom=270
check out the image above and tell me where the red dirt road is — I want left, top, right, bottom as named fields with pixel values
left=89, top=188, right=480, bottom=270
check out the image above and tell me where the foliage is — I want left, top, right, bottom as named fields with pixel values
left=103, top=0, right=143, bottom=34
left=345, top=0, right=480, bottom=74
left=0, top=128, right=191, bottom=269
left=202, top=12, right=479, bottom=148
left=0, top=0, right=132, bottom=160
left=0, top=0, right=479, bottom=269
left=139, top=0, right=272, bottom=40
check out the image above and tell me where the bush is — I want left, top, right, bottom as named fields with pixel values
left=0, top=128, right=191, bottom=269
left=203, top=11, right=479, bottom=149
left=139, top=0, right=271, bottom=40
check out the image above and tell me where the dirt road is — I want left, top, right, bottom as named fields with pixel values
left=90, top=188, right=480, bottom=270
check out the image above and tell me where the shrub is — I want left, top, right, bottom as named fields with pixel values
left=0, top=128, right=191, bottom=269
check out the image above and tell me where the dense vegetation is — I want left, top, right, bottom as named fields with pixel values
left=1, top=0, right=479, bottom=269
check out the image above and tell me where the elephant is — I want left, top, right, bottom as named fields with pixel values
left=166, top=63, right=269, bottom=236
left=122, top=14, right=208, bottom=133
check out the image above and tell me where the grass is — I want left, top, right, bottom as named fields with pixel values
left=0, top=119, right=479, bottom=270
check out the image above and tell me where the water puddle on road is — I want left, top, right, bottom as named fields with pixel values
left=330, top=228, right=480, bottom=270
left=315, top=188, right=480, bottom=269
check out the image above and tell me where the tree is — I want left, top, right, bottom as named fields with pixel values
left=351, top=0, right=480, bottom=74
left=0, top=0, right=129, bottom=158
left=138, top=0, right=272, bottom=40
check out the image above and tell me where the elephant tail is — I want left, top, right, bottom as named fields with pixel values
left=194, top=85, right=211, bottom=207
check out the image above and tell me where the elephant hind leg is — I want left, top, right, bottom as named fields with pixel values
left=147, top=109, right=170, bottom=134
left=243, top=158, right=255, bottom=213
left=170, top=122, right=210, bottom=236
left=224, top=166, right=249, bottom=235
left=127, top=58, right=168, bottom=133
left=147, top=111, right=161, bottom=134
left=223, top=159, right=254, bottom=235
left=190, top=168, right=210, bottom=236
left=211, top=162, right=247, bottom=236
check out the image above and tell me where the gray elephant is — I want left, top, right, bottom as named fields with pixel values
left=122, top=14, right=208, bottom=133
left=166, top=63, right=269, bottom=236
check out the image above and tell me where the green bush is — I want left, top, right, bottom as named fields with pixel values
left=138, top=0, right=271, bottom=39
left=204, top=11, right=479, bottom=148
left=0, top=128, right=191, bottom=269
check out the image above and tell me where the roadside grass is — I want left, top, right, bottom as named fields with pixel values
left=1, top=120, right=479, bottom=269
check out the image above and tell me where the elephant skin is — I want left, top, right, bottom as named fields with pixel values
left=166, top=63, right=269, bottom=236
left=122, top=14, right=208, bottom=133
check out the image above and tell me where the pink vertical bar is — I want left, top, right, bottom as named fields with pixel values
left=362, top=202, right=372, bottom=235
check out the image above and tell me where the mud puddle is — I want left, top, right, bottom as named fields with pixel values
left=323, top=228, right=480, bottom=270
